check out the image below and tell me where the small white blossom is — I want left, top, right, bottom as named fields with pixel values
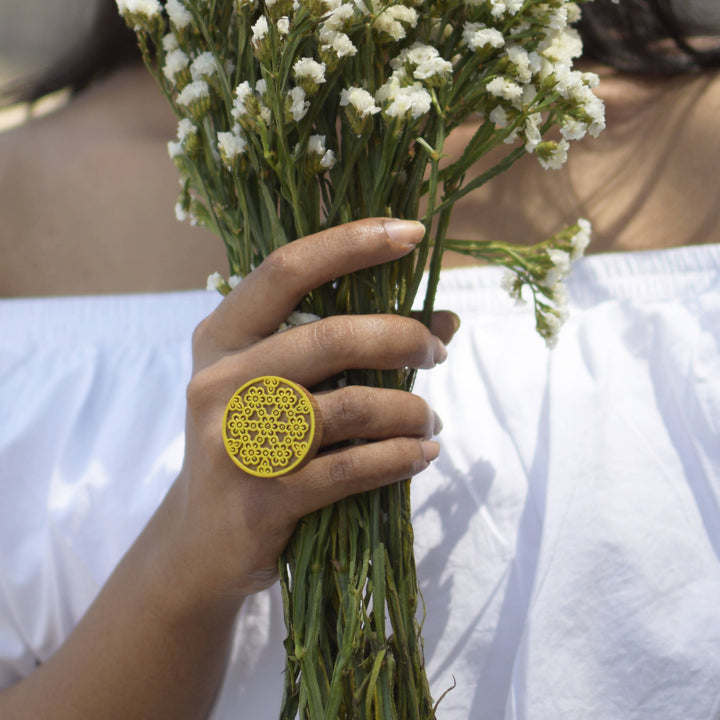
left=232, top=81, right=253, bottom=118
left=463, top=23, right=505, bottom=51
left=177, top=80, right=210, bottom=106
left=252, top=15, right=269, bottom=43
left=323, top=3, right=355, bottom=31
left=524, top=113, right=542, bottom=152
left=190, top=52, right=219, bottom=82
left=162, top=48, right=190, bottom=82
left=487, top=76, right=523, bottom=103
left=374, top=4, right=418, bottom=41
left=217, top=131, right=247, bottom=166
left=308, top=134, right=337, bottom=169
left=162, top=33, right=179, bottom=52
left=175, top=202, right=188, bottom=222
left=206, top=272, right=225, bottom=292
left=166, top=0, right=192, bottom=28
left=277, top=311, right=322, bottom=332
left=229, top=275, right=242, bottom=289
left=177, top=118, right=196, bottom=141
left=116, top=0, right=162, bottom=18
left=319, top=28, right=357, bottom=59
left=293, top=57, right=327, bottom=89
left=340, top=87, right=381, bottom=117
left=537, top=138, right=569, bottom=170
left=542, top=249, right=571, bottom=287
left=489, top=105, right=508, bottom=128
left=383, top=84, right=432, bottom=120
left=277, top=16, right=290, bottom=35
left=560, top=117, right=587, bottom=141
left=288, top=86, right=310, bottom=121
left=570, top=218, right=592, bottom=261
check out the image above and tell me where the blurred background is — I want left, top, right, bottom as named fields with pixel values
left=0, top=0, right=97, bottom=128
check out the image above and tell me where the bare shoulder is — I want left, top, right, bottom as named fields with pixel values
left=0, top=65, right=227, bottom=297
left=443, top=67, right=720, bottom=261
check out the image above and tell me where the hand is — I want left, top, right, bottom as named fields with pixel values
left=171, top=218, right=458, bottom=607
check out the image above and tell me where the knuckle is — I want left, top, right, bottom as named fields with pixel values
left=310, top=316, right=355, bottom=355
left=327, top=451, right=359, bottom=487
left=332, top=386, right=372, bottom=429
left=185, top=368, right=215, bottom=417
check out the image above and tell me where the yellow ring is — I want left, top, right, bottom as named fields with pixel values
left=222, top=376, right=322, bottom=478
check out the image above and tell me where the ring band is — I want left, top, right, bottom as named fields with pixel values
left=222, top=376, right=322, bottom=478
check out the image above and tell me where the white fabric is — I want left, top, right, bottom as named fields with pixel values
left=1, top=244, right=720, bottom=718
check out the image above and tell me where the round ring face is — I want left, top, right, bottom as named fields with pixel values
left=222, top=376, right=320, bottom=478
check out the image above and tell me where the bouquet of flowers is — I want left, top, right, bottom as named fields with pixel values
left=117, top=0, right=603, bottom=716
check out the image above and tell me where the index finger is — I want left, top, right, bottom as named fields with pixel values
left=208, top=218, right=425, bottom=349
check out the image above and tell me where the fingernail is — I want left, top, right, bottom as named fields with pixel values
left=434, top=338, right=448, bottom=365
left=449, top=312, right=461, bottom=337
left=383, top=220, right=425, bottom=249
left=433, top=411, right=443, bottom=436
left=420, top=440, right=440, bottom=464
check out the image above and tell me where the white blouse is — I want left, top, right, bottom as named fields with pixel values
left=1, top=244, right=719, bottom=719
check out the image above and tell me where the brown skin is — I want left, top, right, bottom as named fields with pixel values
left=0, top=218, right=458, bottom=719
left=1, top=64, right=719, bottom=296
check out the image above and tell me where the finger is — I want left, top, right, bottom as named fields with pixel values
left=280, top=437, right=440, bottom=519
left=315, top=386, right=442, bottom=447
left=216, top=314, right=447, bottom=392
left=207, top=218, right=425, bottom=348
left=414, top=310, right=461, bottom=346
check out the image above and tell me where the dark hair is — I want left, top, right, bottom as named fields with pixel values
left=3, top=0, right=720, bottom=107
left=1, top=1, right=139, bottom=106
left=579, top=0, right=720, bottom=73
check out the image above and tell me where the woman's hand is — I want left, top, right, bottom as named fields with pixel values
left=173, top=217, right=457, bottom=606
left=0, top=218, right=458, bottom=720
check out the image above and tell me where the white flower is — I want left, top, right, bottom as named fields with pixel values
left=162, top=33, right=179, bottom=52
left=489, top=105, right=508, bottom=128
left=542, top=248, right=571, bottom=287
left=229, top=275, right=242, bottom=289
left=383, top=84, right=432, bottom=120
left=308, top=134, right=337, bottom=169
left=277, top=16, right=290, bottom=35
left=560, top=117, right=587, bottom=141
left=277, top=311, right=322, bottom=332
left=190, top=52, right=219, bottom=81
left=288, top=86, right=309, bottom=121
left=232, top=81, right=253, bottom=118
left=487, top=76, right=523, bottom=103
left=116, top=0, right=162, bottom=18
left=319, top=28, right=357, bottom=59
left=252, top=15, right=269, bottom=43
left=217, top=131, right=247, bottom=166
left=308, top=134, right=327, bottom=155
left=340, top=87, right=381, bottom=117
left=463, top=23, right=505, bottom=51
left=206, top=272, right=225, bottom=292
left=320, top=150, right=336, bottom=169
left=166, top=0, right=192, bottom=28
left=177, top=118, right=196, bottom=141
left=177, top=80, right=210, bottom=107
left=537, top=138, right=569, bottom=170
left=570, top=218, right=592, bottom=261
left=323, top=3, right=355, bottom=31
left=505, top=44, right=532, bottom=83
left=374, top=4, right=418, bottom=41
left=162, top=48, right=189, bottom=82
left=175, top=201, right=188, bottom=222
left=293, top=57, right=327, bottom=88
left=524, top=113, right=542, bottom=152
left=393, top=44, right=453, bottom=84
